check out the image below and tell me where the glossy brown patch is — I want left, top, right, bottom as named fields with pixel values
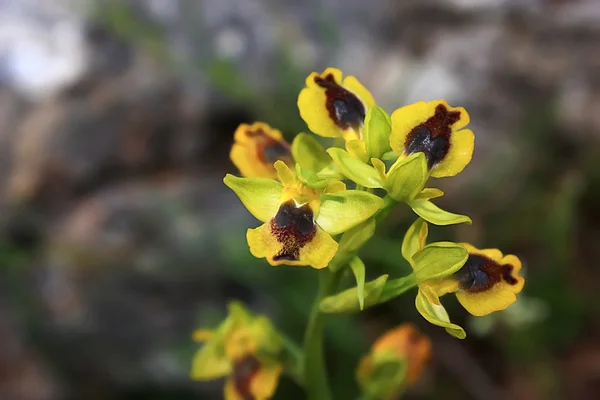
left=314, top=74, right=366, bottom=130
left=270, top=200, right=316, bottom=261
left=245, top=128, right=293, bottom=166
left=405, top=104, right=461, bottom=168
left=455, top=254, right=518, bottom=294
left=233, top=354, right=261, bottom=400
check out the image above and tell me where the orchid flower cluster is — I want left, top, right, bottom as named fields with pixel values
left=191, top=68, right=525, bottom=399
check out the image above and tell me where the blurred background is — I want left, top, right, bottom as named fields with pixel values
left=0, top=0, right=599, bottom=399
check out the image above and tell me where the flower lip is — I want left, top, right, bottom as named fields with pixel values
left=245, top=127, right=293, bottom=166
left=271, top=200, right=316, bottom=261
left=314, top=73, right=366, bottom=131
left=405, top=104, right=461, bottom=169
left=233, top=354, right=261, bottom=399
left=455, top=253, right=519, bottom=293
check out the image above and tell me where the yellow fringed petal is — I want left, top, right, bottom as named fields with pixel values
left=192, top=329, right=213, bottom=343
left=430, top=128, right=474, bottom=178
left=250, top=366, right=282, bottom=400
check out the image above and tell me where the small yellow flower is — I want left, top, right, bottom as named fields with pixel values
left=390, top=100, right=474, bottom=178
left=357, top=324, right=431, bottom=399
left=298, top=68, right=375, bottom=142
left=423, top=244, right=525, bottom=317
left=224, top=161, right=383, bottom=269
left=230, top=122, right=294, bottom=178
left=191, top=302, right=282, bottom=400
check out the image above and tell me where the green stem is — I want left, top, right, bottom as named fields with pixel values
left=375, top=195, right=397, bottom=223
left=303, top=268, right=342, bottom=400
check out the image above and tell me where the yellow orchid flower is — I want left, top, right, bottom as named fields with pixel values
left=298, top=67, right=375, bottom=142
left=423, top=243, right=526, bottom=317
left=230, top=122, right=294, bottom=178
left=191, top=302, right=283, bottom=400
left=402, top=219, right=525, bottom=338
left=224, top=161, right=383, bottom=269
left=390, top=100, right=474, bottom=178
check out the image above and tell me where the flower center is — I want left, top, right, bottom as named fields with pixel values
left=404, top=104, right=461, bottom=168
left=270, top=200, right=316, bottom=261
left=232, top=354, right=261, bottom=400
left=455, top=254, right=519, bottom=293
left=245, top=128, right=293, bottom=165
left=314, top=74, right=366, bottom=131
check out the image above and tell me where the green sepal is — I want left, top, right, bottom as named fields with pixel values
left=316, top=163, right=346, bottom=181
left=294, top=163, right=329, bottom=189
left=359, top=358, right=408, bottom=400
left=317, top=191, right=384, bottom=236
left=320, top=274, right=389, bottom=313
left=223, top=174, right=283, bottom=223
left=291, top=133, right=331, bottom=173
left=386, top=153, right=428, bottom=202
left=378, top=274, right=418, bottom=304
left=409, top=199, right=472, bottom=226
left=412, top=242, right=468, bottom=282
left=349, top=257, right=366, bottom=310
left=327, top=148, right=383, bottom=189
left=416, top=290, right=466, bottom=339
left=415, top=188, right=444, bottom=200
left=329, top=218, right=376, bottom=272
left=346, top=139, right=369, bottom=163
left=364, top=105, right=392, bottom=160
left=381, top=150, right=398, bottom=161
left=401, top=218, right=428, bottom=266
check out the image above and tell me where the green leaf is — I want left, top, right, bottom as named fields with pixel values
left=378, top=274, right=418, bottom=303
left=291, top=133, right=331, bottom=173
left=329, top=218, right=376, bottom=272
left=401, top=218, right=428, bottom=266
left=223, top=174, right=283, bottom=222
left=412, top=242, right=468, bottom=282
left=364, top=106, right=392, bottom=160
left=386, top=153, right=428, bottom=201
left=317, top=191, right=384, bottom=236
left=320, top=275, right=389, bottom=313
left=415, top=290, right=466, bottom=339
left=349, top=257, right=366, bottom=310
left=327, top=148, right=383, bottom=188
left=409, top=199, right=472, bottom=226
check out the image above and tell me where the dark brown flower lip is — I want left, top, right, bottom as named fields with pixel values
left=244, top=127, right=293, bottom=166
left=271, top=200, right=316, bottom=261
left=455, top=253, right=518, bottom=294
left=314, top=73, right=366, bottom=131
left=404, top=104, right=461, bottom=169
left=233, top=354, right=261, bottom=400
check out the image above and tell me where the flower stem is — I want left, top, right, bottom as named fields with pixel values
left=303, top=268, right=342, bottom=400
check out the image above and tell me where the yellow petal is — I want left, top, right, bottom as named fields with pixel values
left=250, top=366, right=282, bottom=399
left=430, top=128, right=474, bottom=178
left=190, top=341, right=231, bottom=380
left=192, top=329, right=213, bottom=342
left=224, top=378, right=244, bottom=400
left=343, top=75, right=376, bottom=110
